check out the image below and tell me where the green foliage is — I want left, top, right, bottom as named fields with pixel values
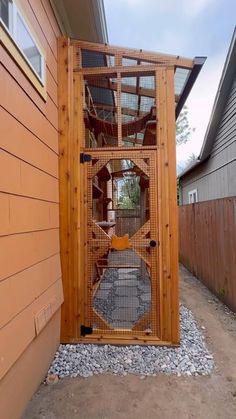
left=118, top=176, right=140, bottom=209
left=176, top=105, right=194, bottom=146
left=187, top=153, right=197, bottom=164
left=218, top=287, right=226, bottom=297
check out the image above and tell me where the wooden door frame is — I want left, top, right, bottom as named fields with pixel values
left=84, top=149, right=160, bottom=344
left=58, top=37, right=179, bottom=346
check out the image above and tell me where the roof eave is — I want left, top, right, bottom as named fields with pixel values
left=176, top=56, right=206, bottom=119
left=178, top=159, right=203, bottom=179
left=50, top=0, right=108, bottom=43
left=200, top=27, right=236, bottom=160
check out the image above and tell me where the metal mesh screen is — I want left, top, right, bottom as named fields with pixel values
left=83, top=73, right=156, bottom=148
left=87, top=156, right=159, bottom=336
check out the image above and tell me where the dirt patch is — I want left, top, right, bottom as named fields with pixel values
left=22, top=265, right=236, bottom=419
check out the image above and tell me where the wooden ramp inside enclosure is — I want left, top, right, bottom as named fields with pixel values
left=58, top=38, right=205, bottom=345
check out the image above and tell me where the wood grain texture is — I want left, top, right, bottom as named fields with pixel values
left=179, top=198, right=236, bottom=312
left=58, top=38, right=76, bottom=341
left=71, top=39, right=194, bottom=69
left=59, top=42, right=180, bottom=345
left=156, top=68, right=179, bottom=344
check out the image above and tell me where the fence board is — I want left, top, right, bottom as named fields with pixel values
left=115, top=209, right=141, bottom=237
left=179, top=197, right=236, bottom=312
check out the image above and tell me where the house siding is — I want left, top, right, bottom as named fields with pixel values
left=180, top=73, right=236, bottom=204
left=0, top=1, right=62, bottom=418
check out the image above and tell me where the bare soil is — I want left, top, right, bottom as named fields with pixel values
left=22, top=265, right=236, bottom=419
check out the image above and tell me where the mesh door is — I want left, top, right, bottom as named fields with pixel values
left=86, top=155, right=159, bottom=337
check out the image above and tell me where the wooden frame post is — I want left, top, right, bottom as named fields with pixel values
left=156, top=67, right=179, bottom=344
left=58, top=37, right=82, bottom=342
left=58, top=36, right=184, bottom=345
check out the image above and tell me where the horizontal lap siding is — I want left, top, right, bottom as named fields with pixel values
left=180, top=74, right=236, bottom=204
left=0, top=254, right=61, bottom=328
left=0, top=0, right=62, bottom=385
left=179, top=198, right=236, bottom=312
left=0, top=193, right=59, bottom=236
left=0, top=278, right=63, bottom=380
left=0, top=108, right=58, bottom=177
left=211, top=76, right=236, bottom=157
left=0, top=150, right=59, bottom=201
left=0, top=67, right=58, bottom=152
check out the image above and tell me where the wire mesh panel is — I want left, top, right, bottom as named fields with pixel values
left=76, top=46, right=174, bottom=341
left=86, top=154, right=159, bottom=338
left=83, top=72, right=157, bottom=148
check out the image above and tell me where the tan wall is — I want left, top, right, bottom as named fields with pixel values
left=0, top=0, right=63, bottom=417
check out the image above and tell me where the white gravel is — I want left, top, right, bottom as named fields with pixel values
left=48, top=305, right=214, bottom=378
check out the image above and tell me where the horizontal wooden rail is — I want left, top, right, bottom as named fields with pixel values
left=71, top=39, right=194, bottom=69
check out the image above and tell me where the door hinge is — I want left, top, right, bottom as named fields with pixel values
left=80, top=325, right=93, bottom=336
left=80, top=153, right=92, bottom=163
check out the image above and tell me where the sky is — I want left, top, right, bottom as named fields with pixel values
left=104, top=0, right=236, bottom=167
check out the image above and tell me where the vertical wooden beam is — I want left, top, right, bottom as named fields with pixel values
left=166, top=68, right=179, bottom=344
left=156, top=67, right=179, bottom=344
left=58, top=37, right=81, bottom=342
left=75, top=74, right=86, bottom=337
left=58, top=37, right=72, bottom=341
left=117, top=71, right=122, bottom=146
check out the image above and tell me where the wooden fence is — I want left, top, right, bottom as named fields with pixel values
left=115, top=208, right=141, bottom=237
left=179, top=197, right=236, bottom=312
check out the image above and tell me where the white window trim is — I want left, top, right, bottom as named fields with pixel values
left=0, top=0, right=45, bottom=86
left=188, top=189, right=198, bottom=204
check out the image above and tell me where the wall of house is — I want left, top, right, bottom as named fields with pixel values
left=0, top=1, right=63, bottom=418
left=180, top=73, right=236, bottom=204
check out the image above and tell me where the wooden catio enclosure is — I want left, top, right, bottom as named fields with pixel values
left=59, top=38, right=205, bottom=345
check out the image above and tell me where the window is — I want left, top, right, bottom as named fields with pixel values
left=0, top=0, right=45, bottom=84
left=189, top=189, right=198, bottom=204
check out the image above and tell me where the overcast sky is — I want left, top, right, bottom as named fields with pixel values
left=104, top=0, right=235, bottom=164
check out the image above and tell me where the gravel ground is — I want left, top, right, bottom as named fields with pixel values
left=47, top=305, right=214, bottom=378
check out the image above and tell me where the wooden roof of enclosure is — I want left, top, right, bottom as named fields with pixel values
left=70, top=40, right=206, bottom=147
left=72, top=40, right=206, bottom=115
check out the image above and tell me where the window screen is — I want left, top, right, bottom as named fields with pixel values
left=16, top=12, right=42, bottom=79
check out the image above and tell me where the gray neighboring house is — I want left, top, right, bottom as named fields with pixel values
left=179, top=27, right=236, bottom=205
